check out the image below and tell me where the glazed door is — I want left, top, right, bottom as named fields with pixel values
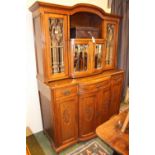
left=103, top=20, right=118, bottom=70
left=95, top=82, right=110, bottom=127
left=79, top=92, right=96, bottom=140
left=110, top=74, right=123, bottom=117
left=92, top=39, right=105, bottom=74
left=44, top=14, right=69, bottom=81
left=70, top=39, right=92, bottom=78
left=56, top=96, right=78, bottom=146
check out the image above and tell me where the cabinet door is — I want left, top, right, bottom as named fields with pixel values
left=93, top=39, right=105, bottom=74
left=96, top=83, right=110, bottom=127
left=56, top=96, right=78, bottom=146
left=79, top=92, right=96, bottom=140
left=70, top=39, right=92, bottom=78
left=110, top=74, right=123, bottom=117
left=103, top=20, right=118, bottom=70
left=44, top=14, right=69, bottom=81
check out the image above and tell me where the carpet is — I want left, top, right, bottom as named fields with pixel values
left=67, top=141, right=111, bottom=155
left=26, top=132, right=114, bottom=155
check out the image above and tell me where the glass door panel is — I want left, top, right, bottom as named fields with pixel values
left=45, top=13, right=68, bottom=81
left=49, top=18, right=64, bottom=74
left=105, top=24, right=115, bottom=66
left=92, top=39, right=105, bottom=74
left=74, top=44, right=88, bottom=72
left=94, top=44, right=103, bottom=69
left=103, top=20, right=118, bottom=70
left=70, top=39, right=92, bottom=78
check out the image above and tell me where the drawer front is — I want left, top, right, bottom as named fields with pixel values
left=79, top=79, right=110, bottom=94
left=55, top=85, right=78, bottom=98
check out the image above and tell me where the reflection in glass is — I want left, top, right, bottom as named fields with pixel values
left=94, top=44, right=103, bottom=69
left=49, top=18, right=64, bottom=74
left=74, top=45, right=88, bottom=72
left=106, top=24, right=114, bottom=65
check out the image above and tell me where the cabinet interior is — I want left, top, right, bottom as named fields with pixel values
left=70, top=12, right=102, bottom=39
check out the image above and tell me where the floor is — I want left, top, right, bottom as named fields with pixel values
left=26, top=131, right=115, bottom=155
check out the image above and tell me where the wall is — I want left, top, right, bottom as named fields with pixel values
left=26, top=0, right=111, bottom=133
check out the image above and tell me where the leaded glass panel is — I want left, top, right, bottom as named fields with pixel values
left=48, top=18, right=64, bottom=73
left=106, top=24, right=114, bottom=65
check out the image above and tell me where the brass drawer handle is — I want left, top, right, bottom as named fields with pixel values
left=63, top=90, right=71, bottom=96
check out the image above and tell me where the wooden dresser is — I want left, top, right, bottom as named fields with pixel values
left=29, top=2, right=124, bottom=152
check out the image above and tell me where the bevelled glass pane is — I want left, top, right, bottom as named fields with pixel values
left=94, top=44, right=103, bottom=69
left=49, top=18, right=64, bottom=74
left=106, top=24, right=114, bottom=65
left=74, top=44, right=88, bottom=72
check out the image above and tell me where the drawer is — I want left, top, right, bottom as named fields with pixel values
left=55, top=85, right=78, bottom=98
left=79, top=79, right=110, bottom=93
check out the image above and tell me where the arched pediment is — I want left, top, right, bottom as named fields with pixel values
left=69, top=3, right=106, bottom=19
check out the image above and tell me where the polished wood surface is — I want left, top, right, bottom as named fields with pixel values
left=96, top=82, right=110, bottom=127
left=47, top=70, right=123, bottom=88
left=110, top=74, right=124, bottom=117
left=38, top=71, right=124, bottom=152
left=29, top=2, right=122, bottom=19
left=30, top=2, right=120, bottom=82
left=29, top=1, right=124, bottom=152
left=79, top=91, right=97, bottom=140
left=55, top=85, right=78, bottom=99
left=56, top=96, right=78, bottom=146
left=96, top=110, right=129, bottom=155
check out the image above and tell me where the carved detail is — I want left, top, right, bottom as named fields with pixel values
left=63, top=109, right=70, bottom=124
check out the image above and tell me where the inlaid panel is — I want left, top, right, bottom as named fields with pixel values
left=79, top=93, right=96, bottom=138
left=57, top=97, right=78, bottom=145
